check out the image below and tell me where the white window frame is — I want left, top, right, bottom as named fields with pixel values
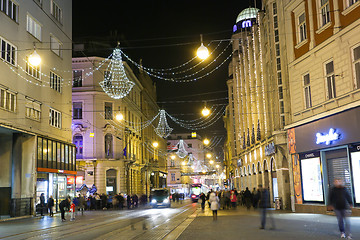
left=50, top=35, right=62, bottom=57
left=50, top=71, right=62, bottom=93
left=26, top=56, right=41, bottom=80
left=50, top=0, right=63, bottom=24
left=298, top=12, right=307, bottom=43
left=26, top=14, right=42, bottom=41
left=303, top=73, right=312, bottom=109
left=319, top=0, right=331, bottom=27
left=25, top=97, right=41, bottom=121
left=352, top=44, right=360, bottom=89
left=0, top=36, right=17, bottom=65
left=344, top=0, right=359, bottom=9
left=324, top=60, right=336, bottom=99
left=0, top=0, right=18, bottom=22
left=0, top=87, right=16, bottom=112
left=49, top=108, right=61, bottom=128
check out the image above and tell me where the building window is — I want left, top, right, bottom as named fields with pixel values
left=170, top=160, right=175, bottom=167
left=50, top=71, right=62, bottom=93
left=26, top=15, right=42, bottom=41
left=73, top=102, right=82, bottom=119
left=279, top=100, right=285, bottom=114
left=34, top=0, right=42, bottom=6
left=105, top=102, right=113, bottom=120
left=0, top=37, right=16, bottom=65
left=49, top=108, right=61, bottom=128
left=278, top=86, right=283, bottom=100
left=50, top=35, right=62, bottom=57
left=353, top=45, right=360, bottom=89
left=298, top=12, right=307, bottom=43
left=303, top=73, right=312, bottom=108
left=26, top=56, right=41, bottom=79
left=275, top=44, right=280, bottom=57
left=188, top=143, right=192, bottom=148
left=320, top=0, right=330, bottom=26
left=325, top=61, right=336, bottom=99
left=0, top=87, right=16, bottom=112
left=73, top=70, right=82, bottom=87
left=345, top=0, right=359, bottom=8
left=50, top=0, right=62, bottom=24
left=73, top=134, right=83, bottom=159
left=0, top=0, right=18, bottom=22
left=25, top=97, right=41, bottom=121
left=171, top=173, right=175, bottom=181
left=277, top=72, right=282, bottom=85
left=105, top=133, right=113, bottom=158
left=276, top=57, right=281, bottom=71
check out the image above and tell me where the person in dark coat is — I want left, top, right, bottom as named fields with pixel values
left=47, top=195, right=55, bottom=217
left=329, top=179, right=353, bottom=239
left=243, top=187, right=252, bottom=210
left=59, top=197, right=71, bottom=221
left=200, top=193, right=206, bottom=211
left=259, top=185, right=275, bottom=230
left=127, top=195, right=132, bottom=209
left=39, top=193, right=45, bottom=216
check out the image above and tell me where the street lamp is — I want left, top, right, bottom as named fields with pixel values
left=206, top=153, right=212, bottom=159
left=201, top=106, right=210, bottom=117
left=209, top=160, right=214, bottom=165
left=115, top=113, right=124, bottom=121
left=29, top=50, right=41, bottom=67
left=170, top=155, right=176, bottom=160
left=197, top=34, right=209, bottom=60
left=216, top=164, right=220, bottom=168
left=152, top=141, right=159, bottom=148
left=203, top=138, right=210, bottom=145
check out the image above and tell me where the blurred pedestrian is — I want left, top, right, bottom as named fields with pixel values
left=258, top=185, right=275, bottom=230
left=59, top=197, right=71, bottom=221
left=230, top=190, right=237, bottom=209
left=127, top=195, right=132, bottom=209
left=47, top=195, right=54, bottom=217
left=329, top=179, right=353, bottom=239
left=39, top=193, right=45, bottom=216
left=244, top=187, right=252, bottom=210
left=78, top=194, right=86, bottom=214
left=253, top=188, right=260, bottom=209
left=200, top=193, right=206, bottom=211
left=70, top=199, right=76, bottom=221
left=209, top=191, right=219, bottom=221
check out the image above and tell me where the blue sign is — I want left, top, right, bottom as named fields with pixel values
left=242, top=20, right=252, bottom=28
left=316, top=128, right=340, bottom=145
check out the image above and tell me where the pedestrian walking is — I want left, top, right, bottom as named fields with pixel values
left=209, top=191, right=219, bottom=221
left=244, top=187, right=252, bottom=210
left=39, top=193, right=45, bottom=216
left=59, top=197, right=71, bottom=221
left=230, top=190, right=237, bottom=209
left=329, top=179, right=353, bottom=239
left=47, top=195, right=54, bottom=217
left=200, top=193, right=206, bottom=211
left=70, top=199, right=76, bottom=221
left=258, top=185, right=275, bottom=230
left=127, top=195, right=132, bottom=209
left=78, top=194, right=86, bottom=214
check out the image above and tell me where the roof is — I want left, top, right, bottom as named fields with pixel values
left=236, top=7, right=259, bottom=23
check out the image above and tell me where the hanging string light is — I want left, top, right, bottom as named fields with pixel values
left=99, top=46, right=135, bottom=99
left=196, top=34, right=210, bottom=60
left=154, top=110, right=173, bottom=138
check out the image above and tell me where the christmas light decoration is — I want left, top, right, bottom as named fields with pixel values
left=176, top=139, right=188, bottom=159
left=154, top=110, right=173, bottom=138
left=99, top=47, right=135, bottom=99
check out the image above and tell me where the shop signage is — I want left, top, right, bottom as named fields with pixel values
left=242, top=20, right=252, bottom=28
left=316, top=128, right=340, bottom=145
left=67, top=176, right=75, bottom=185
left=265, top=142, right=275, bottom=156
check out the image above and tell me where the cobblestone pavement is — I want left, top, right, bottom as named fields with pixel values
left=177, top=206, right=360, bottom=240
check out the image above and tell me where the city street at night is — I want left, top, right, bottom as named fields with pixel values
left=1, top=201, right=360, bottom=240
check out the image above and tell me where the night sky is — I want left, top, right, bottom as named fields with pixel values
left=72, top=0, right=257, bottom=150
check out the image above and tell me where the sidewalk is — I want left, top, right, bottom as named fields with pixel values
left=177, top=205, right=360, bottom=240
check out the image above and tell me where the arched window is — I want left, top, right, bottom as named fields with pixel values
left=73, top=134, right=83, bottom=159
left=244, top=166, right=247, bottom=176
left=253, top=163, right=256, bottom=175
left=248, top=165, right=251, bottom=175
left=235, top=168, right=239, bottom=177
left=105, top=133, right=113, bottom=158
left=257, top=161, right=262, bottom=173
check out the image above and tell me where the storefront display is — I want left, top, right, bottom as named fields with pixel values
left=350, top=152, right=360, bottom=204
left=300, top=157, right=324, bottom=202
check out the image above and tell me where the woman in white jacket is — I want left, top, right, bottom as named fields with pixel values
left=209, top=191, right=219, bottom=221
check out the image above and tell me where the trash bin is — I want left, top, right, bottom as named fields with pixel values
left=275, top=197, right=282, bottom=210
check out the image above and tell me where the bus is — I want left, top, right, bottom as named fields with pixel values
left=190, top=184, right=209, bottom=202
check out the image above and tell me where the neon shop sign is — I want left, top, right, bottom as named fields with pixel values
left=316, top=128, right=340, bottom=145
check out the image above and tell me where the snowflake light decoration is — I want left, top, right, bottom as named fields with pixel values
left=99, top=48, right=135, bottom=99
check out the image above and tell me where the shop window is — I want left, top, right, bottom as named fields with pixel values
left=353, top=45, right=360, bottom=89
left=106, top=169, right=117, bottom=195
left=105, top=133, right=113, bottom=158
left=350, top=151, right=360, bottom=204
left=43, top=139, right=48, bottom=167
left=65, top=145, right=69, bottom=170
left=325, top=61, right=336, bottom=99
left=301, top=157, right=324, bottom=202
left=52, top=141, right=57, bottom=169
left=73, top=134, right=83, bottom=159
left=48, top=140, right=53, bottom=169
left=37, top=137, right=43, bottom=168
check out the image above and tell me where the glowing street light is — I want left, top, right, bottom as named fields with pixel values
left=182, top=161, right=186, bottom=165
left=191, top=165, right=195, bottom=170
left=216, top=164, right=220, bottom=168
left=197, top=34, right=209, bottom=60
left=29, top=50, right=41, bottom=67
left=171, top=155, right=176, bottom=160
left=201, top=106, right=210, bottom=117
left=206, top=153, right=212, bottom=159
left=152, top=142, right=159, bottom=148
left=115, top=113, right=124, bottom=121
left=203, top=138, right=210, bottom=145
left=209, top=160, right=214, bottom=165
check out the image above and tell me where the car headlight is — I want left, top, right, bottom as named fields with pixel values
left=151, top=199, right=157, bottom=203
left=163, top=199, right=169, bottom=203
